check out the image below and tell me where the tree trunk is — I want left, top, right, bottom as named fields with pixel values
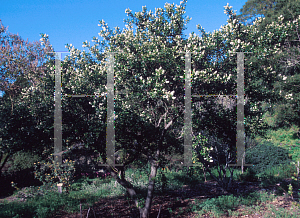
left=107, top=166, right=140, bottom=209
left=107, top=157, right=159, bottom=218
left=202, top=165, right=207, bottom=182
left=139, top=160, right=158, bottom=218
left=0, top=153, right=10, bottom=178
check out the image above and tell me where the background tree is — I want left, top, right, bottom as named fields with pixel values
left=237, top=0, right=300, bottom=30
left=237, top=0, right=300, bottom=130
left=0, top=20, right=54, bottom=180
left=237, top=0, right=300, bottom=131
left=237, top=0, right=277, bottom=25
left=268, top=14, right=300, bottom=129
left=188, top=3, right=300, bottom=189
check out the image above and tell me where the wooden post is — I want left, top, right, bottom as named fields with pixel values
left=80, top=203, right=82, bottom=218
left=57, top=183, right=63, bottom=193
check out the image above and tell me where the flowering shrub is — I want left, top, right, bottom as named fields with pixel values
left=33, top=157, right=76, bottom=193
left=192, top=132, right=212, bottom=165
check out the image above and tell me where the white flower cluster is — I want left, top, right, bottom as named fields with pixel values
left=278, top=15, right=284, bottom=22
left=125, top=8, right=132, bottom=14
left=224, top=3, right=232, bottom=10
left=97, top=19, right=111, bottom=38
left=252, top=16, right=265, bottom=25
left=82, top=40, right=89, bottom=48
left=39, top=34, right=49, bottom=45
left=285, top=93, right=293, bottom=100
left=223, top=3, right=232, bottom=14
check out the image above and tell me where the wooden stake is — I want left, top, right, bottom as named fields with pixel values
left=57, top=183, right=63, bottom=193
left=80, top=203, right=82, bottom=218
left=86, top=207, right=90, bottom=218
left=242, top=158, right=244, bottom=174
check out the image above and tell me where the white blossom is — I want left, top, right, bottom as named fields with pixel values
left=125, top=8, right=132, bottom=14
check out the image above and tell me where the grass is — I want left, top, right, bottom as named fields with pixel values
left=0, top=176, right=127, bottom=218
left=190, top=188, right=300, bottom=218
left=191, top=189, right=277, bottom=217
left=0, top=166, right=153, bottom=217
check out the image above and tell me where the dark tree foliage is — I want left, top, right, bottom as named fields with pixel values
left=237, top=0, right=277, bottom=25
left=0, top=20, right=54, bottom=180
left=237, top=0, right=300, bottom=29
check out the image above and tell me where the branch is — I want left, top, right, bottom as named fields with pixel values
left=165, top=120, right=173, bottom=130
left=107, top=165, right=139, bottom=208
left=156, top=114, right=164, bottom=128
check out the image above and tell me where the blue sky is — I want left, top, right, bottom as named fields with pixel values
left=1, top=0, right=248, bottom=54
left=1, top=0, right=248, bottom=97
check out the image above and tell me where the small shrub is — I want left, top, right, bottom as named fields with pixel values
left=16, top=186, right=44, bottom=200
left=258, top=125, right=300, bottom=162
left=70, top=182, right=83, bottom=191
left=245, top=141, right=291, bottom=176
left=0, top=201, right=38, bottom=218
left=7, top=151, right=40, bottom=173
left=33, top=157, right=76, bottom=193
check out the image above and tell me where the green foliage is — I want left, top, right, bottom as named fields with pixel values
left=246, top=141, right=291, bottom=176
left=288, top=183, right=293, bottom=197
left=238, top=167, right=258, bottom=182
left=15, top=186, right=45, bottom=201
left=237, top=0, right=277, bottom=25
left=0, top=151, right=42, bottom=190
left=255, top=163, right=295, bottom=187
left=0, top=201, right=38, bottom=218
left=3, top=163, right=298, bottom=218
